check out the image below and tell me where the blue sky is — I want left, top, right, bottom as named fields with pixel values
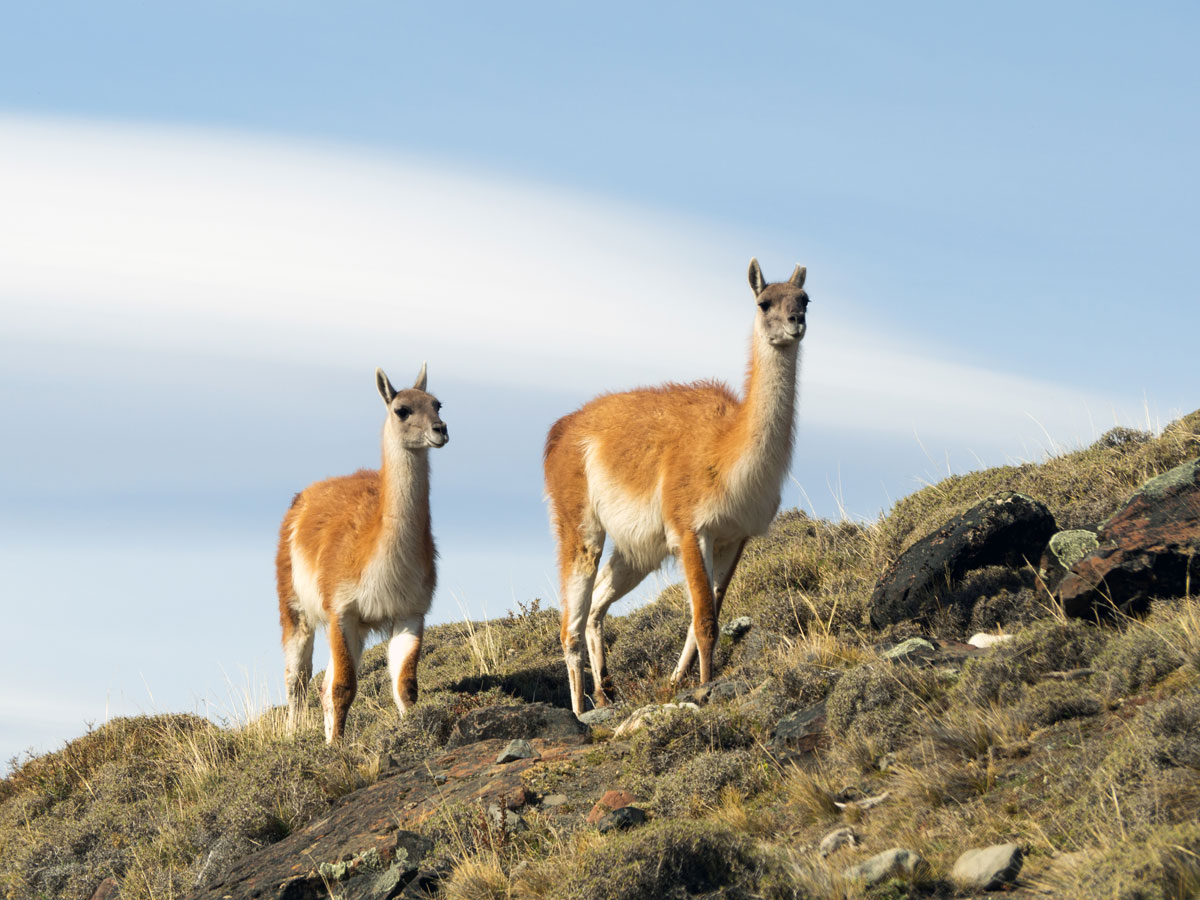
left=2, top=2, right=1197, bottom=764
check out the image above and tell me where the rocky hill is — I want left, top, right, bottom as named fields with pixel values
left=3, top=410, right=1199, bottom=900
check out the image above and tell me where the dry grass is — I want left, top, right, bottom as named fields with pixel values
left=3, top=407, right=1198, bottom=900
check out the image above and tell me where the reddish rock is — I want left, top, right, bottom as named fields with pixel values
left=89, top=878, right=119, bottom=900
left=870, top=492, right=1057, bottom=627
left=188, top=738, right=593, bottom=900
left=586, top=789, right=638, bottom=825
left=1058, top=458, right=1200, bottom=618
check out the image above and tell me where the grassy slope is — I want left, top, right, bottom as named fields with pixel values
left=2, top=410, right=1199, bottom=900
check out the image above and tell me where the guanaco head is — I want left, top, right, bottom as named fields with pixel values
left=748, top=258, right=809, bottom=347
left=375, top=363, right=448, bottom=449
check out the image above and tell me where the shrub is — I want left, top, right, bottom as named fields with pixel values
left=1094, top=627, right=1184, bottom=698
left=1017, top=681, right=1102, bottom=728
left=955, top=620, right=1106, bottom=706
left=826, top=663, right=939, bottom=751
left=564, top=820, right=789, bottom=900
left=651, top=749, right=767, bottom=817
left=628, top=707, right=756, bottom=780
left=1147, top=689, right=1200, bottom=769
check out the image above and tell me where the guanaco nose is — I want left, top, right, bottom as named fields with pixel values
left=432, top=422, right=448, bottom=437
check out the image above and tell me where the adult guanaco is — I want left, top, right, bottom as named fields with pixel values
left=543, top=260, right=809, bottom=714
left=276, top=364, right=447, bottom=742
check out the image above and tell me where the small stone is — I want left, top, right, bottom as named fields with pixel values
left=89, top=878, right=119, bottom=900
left=835, top=790, right=890, bottom=811
left=968, top=632, right=1015, bottom=649
left=597, top=806, right=646, bottom=833
left=819, top=827, right=859, bottom=858
left=721, top=616, right=753, bottom=638
left=496, top=739, right=540, bottom=764
left=771, top=701, right=828, bottom=753
left=881, top=637, right=936, bottom=662
left=432, top=773, right=448, bottom=785
left=708, top=679, right=752, bottom=702
left=578, top=707, right=619, bottom=726
left=586, top=789, right=638, bottom=824
left=843, top=848, right=925, bottom=886
left=951, top=843, right=1024, bottom=890
left=541, top=793, right=569, bottom=807
left=486, top=803, right=528, bottom=833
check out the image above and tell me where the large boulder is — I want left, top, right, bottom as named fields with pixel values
left=870, top=492, right=1057, bottom=627
left=1058, top=458, right=1200, bottom=618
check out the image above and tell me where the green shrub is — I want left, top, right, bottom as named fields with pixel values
left=651, top=749, right=767, bottom=816
left=955, top=620, right=1106, bottom=706
left=565, top=820, right=789, bottom=900
left=1094, top=628, right=1185, bottom=698
left=826, top=663, right=939, bottom=751
left=627, top=707, right=756, bottom=781
left=1147, top=689, right=1200, bottom=769
left=1017, top=681, right=1102, bottom=728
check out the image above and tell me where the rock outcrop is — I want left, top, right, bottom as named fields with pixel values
left=870, top=492, right=1057, bottom=627
left=1058, top=458, right=1200, bottom=617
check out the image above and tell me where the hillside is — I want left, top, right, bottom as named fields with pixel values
left=3, top=409, right=1199, bottom=900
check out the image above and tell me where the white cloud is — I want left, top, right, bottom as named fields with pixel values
left=0, top=114, right=1146, bottom=455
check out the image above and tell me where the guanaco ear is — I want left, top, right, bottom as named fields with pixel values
left=789, top=264, right=807, bottom=288
left=748, top=258, right=766, bottom=297
left=413, top=361, right=428, bottom=392
left=376, top=367, right=397, bottom=404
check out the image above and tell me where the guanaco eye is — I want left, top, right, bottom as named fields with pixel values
left=395, top=406, right=412, bottom=420
left=433, top=400, right=442, bottom=412
left=758, top=300, right=770, bottom=312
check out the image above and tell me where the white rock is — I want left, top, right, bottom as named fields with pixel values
left=818, top=827, right=859, bottom=858
left=951, top=843, right=1023, bottom=890
left=843, top=848, right=925, bottom=886
left=968, top=632, right=1015, bottom=649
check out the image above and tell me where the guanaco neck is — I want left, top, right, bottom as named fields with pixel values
left=725, top=329, right=800, bottom=490
left=379, top=439, right=431, bottom=538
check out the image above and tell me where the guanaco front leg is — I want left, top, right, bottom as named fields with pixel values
left=679, top=531, right=718, bottom=684
left=672, top=538, right=746, bottom=683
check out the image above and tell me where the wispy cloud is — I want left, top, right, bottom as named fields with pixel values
left=0, top=114, right=1147, bottom=453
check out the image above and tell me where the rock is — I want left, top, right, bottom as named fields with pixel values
left=578, top=706, right=619, bottom=726
left=880, top=637, right=936, bottom=663
left=188, top=738, right=594, bottom=900
left=1058, top=458, right=1200, bottom=618
left=597, top=806, right=646, bottom=833
left=835, top=790, right=890, bottom=812
left=1038, top=529, right=1100, bottom=590
left=586, top=789, right=639, bottom=824
left=193, top=834, right=255, bottom=888
left=968, top=632, right=1015, bottom=649
left=870, top=492, right=1057, bottom=627
left=951, top=843, right=1024, bottom=890
left=843, top=848, right=925, bottom=886
left=771, top=701, right=828, bottom=753
left=89, top=878, right=119, bottom=900
left=496, top=739, right=540, bottom=764
left=448, top=702, right=588, bottom=747
left=486, top=804, right=528, bottom=833
left=721, top=615, right=753, bottom=638
left=612, top=702, right=699, bottom=738
left=541, top=793, right=569, bottom=807
left=818, top=827, right=859, bottom=858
